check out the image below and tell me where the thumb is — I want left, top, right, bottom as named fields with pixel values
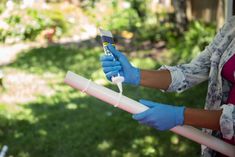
left=107, top=44, right=123, bottom=58
left=132, top=112, right=147, bottom=121
left=139, top=99, right=157, bottom=108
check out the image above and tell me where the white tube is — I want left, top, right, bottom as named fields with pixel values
left=0, top=145, right=8, bottom=157
left=64, top=71, right=235, bottom=156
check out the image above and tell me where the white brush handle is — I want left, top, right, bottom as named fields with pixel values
left=64, top=71, right=235, bottom=156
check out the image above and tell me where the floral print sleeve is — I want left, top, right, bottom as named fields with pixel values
left=160, top=42, right=212, bottom=93
left=220, top=104, right=235, bottom=139
left=160, top=16, right=235, bottom=93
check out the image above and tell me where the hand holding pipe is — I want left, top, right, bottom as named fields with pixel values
left=64, top=71, right=235, bottom=156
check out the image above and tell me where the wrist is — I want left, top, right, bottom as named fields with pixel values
left=132, top=67, right=141, bottom=86
left=175, top=106, right=185, bottom=126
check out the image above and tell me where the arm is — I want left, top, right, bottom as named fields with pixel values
left=101, top=17, right=235, bottom=93
left=184, top=108, right=222, bottom=130
left=133, top=99, right=223, bottom=131
left=140, top=69, right=172, bottom=91
left=100, top=45, right=173, bottom=90
left=139, top=69, right=223, bottom=131
left=100, top=47, right=222, bottom=131
left=100, top=43, right=212, bottom=92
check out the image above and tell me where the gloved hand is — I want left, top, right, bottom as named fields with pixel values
left=133, top=99, right=185, bottom=131
left=100, top=44, right=140, bottom=85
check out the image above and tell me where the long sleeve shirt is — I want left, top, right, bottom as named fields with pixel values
left=160, top=16, right=235, bottom=157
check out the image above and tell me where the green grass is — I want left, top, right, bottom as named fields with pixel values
left=0, top=41, right=207, bottom=157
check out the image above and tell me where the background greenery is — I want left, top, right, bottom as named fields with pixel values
left=0, top=7, right=69, bottom=43
left=0, top=0, right=215, bottom=157
left=82, top=0, right=216, bottom=63
left=1, top=43, right=207, bottom=157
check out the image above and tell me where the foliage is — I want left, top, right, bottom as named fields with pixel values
left=81, top=0, right=216, bottom=64
left=106, top=8, right=141, bottom=33
left=0, top=0, right=7, bottom=4
left=135, top=12, right=176, bottom=42
left=128, top=0, right=150, bottom=22
left=0, top=3, right=4, bottom=14
left=79, top=0, right=100, bottom=9
left=130, top=15, right=215, bottom=64
left=82, top=0, right=142, bottom=35
left=0, top=7, right=69, bottom=43
left=167, top=21, right=216, bottom=63
left=0, top=1, right=216, bottom=155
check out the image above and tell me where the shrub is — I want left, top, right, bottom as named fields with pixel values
left=0, top=7, right=69, bottom=43
left=135, top=12, right=176, bottom=42
left=0, top=4, right=4, bottom=14
left=168, top=21, right=216, bottom=63
left=106, top=8, right=141, bottom=33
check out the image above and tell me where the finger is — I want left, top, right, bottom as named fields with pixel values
left=101, top=61, right=120, bottom=67
left=107, top=44, right=123, bottom=58
left=139, top=99, right=157, bottom=108
left=138, top=118, right=153, bottom=125
left=106, top=70, right=119, bottom=78
left=137, top=113, right=159, bottom=129
left=132, top=110, right=149, bottom=121
left=100, top=55, right=115, bottom=61
left=103, top=66, right=121, bottom=73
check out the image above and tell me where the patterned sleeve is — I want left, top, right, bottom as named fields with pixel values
left=159, top=44, right=212, bottom=93
left=160, top=16, right=235, bottom=93
left=220, top=104, right=235, bottom=139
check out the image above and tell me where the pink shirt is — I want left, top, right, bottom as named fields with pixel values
left=221, top=54, right=235, bottom=104
left=221, top=54, right=235, bottom=148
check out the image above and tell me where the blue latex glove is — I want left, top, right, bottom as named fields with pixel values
left=133, top=99, right=185, bottom=131
left=100, top=44, right=140, bottom=85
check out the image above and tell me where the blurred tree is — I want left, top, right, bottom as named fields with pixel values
left=0, top=0, right=7, bottom=4
left=129, top=0, right=148, bottom=22
left=0, top=70, right=3, bottom=89
left=173, top=0, right=188, bottom=34
left=233, top=0, right=235, bottom=15
left=63, top=0, right=99, bottom=8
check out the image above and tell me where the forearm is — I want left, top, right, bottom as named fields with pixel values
left=140, top=70, right=222, bottom=130
left=184, top=108, right=222, bottom=131
left=140, top=69, right=172, bottom=90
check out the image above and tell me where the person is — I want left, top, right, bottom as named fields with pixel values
left=100, top=16, right=235, bottom=157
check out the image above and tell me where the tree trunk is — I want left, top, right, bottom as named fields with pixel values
left=233, top=0, right=235, bottom=15
left=217, top=0, right=225, bottom=30
left=173, top=0, right=188, bottom=34
left=0, top=70, right=3, bottom=89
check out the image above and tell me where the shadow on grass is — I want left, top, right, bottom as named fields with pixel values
left=0, top=82, right=207, bottom=157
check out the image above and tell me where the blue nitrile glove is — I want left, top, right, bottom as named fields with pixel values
left=133, top=99, right=185, bottom=131
left=100, top=44, right=140, bottom=85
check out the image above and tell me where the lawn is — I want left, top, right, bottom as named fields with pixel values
left=0, top=39, right=207, bottom=157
